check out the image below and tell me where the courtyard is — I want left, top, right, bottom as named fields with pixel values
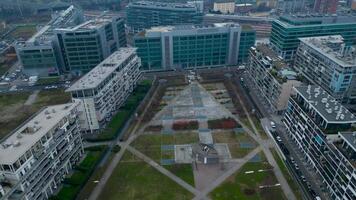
left=89, top=72, right=298, bottom=200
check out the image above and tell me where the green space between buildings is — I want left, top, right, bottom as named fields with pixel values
left=98, top=152, right=193, bottom=200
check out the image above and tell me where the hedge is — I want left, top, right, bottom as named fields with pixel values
left=50, top=147, right=108, bottom=200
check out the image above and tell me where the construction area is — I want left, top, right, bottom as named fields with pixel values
left=86, top=70, right=297, bottom=200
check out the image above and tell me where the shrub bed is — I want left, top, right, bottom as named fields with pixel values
left=208, top=117, right=240, bottom=129
left=172, top=120, right=199, bottom=130
left=144, top=125, right=163, bottom=132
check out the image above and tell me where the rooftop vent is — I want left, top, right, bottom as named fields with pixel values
left=16, top=134, right=23, bottom=139
left=46, top=115, right=52, bottom=119
left=13, top=141, right=20, bottom=147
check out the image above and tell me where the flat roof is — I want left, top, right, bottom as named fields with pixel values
left=66, top=48, right=137, bottom=92
left=137, top=23, right=240, bottom=38
left=0, top=102, right=79, bottom=165
left=278, top=14, right=356, bottom=26
left=57, top=15, right=116, bottom=32
left=299, top=35, right=356, bottom=67
left=128, top=1, right=198, bottom=11
left=296, top=85, right=356, bottom=123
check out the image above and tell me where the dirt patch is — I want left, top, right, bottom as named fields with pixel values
left=172, top=120, right=199, bottom=131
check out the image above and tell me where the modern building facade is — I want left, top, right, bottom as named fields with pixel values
left=270, top=14, right=356, bottom=60
left=66, top=48, right=142, bottom=132
left=295, top=35, right=356, bottom=103
left=15, top=6, right=84, bottom=77
left=126, top=1, right=203, bottom=32
left=247, top=44, right=302, bottom=114
left=283, top=85, right=356, bottom=200
left=134, top=23, right=255, bottom=71
left=238, top=25, right=256, bottom=63
left=213, top=1, right=235, bottom=14
left=0, top=102, right=83, bottom=200
left=55, top=16, right=126, bottom=75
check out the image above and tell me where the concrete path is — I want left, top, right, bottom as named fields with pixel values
left=24, top=90, right=39, bottom=105
left=193, top=147, right=261, bottom=200
left=127, top=145, right=204, bottom=197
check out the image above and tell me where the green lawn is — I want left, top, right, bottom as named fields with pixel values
left=10, top=25, right=37, bottom=39
left=98, top=152, right=193, bottom=200
left=210, top=159, right=287, bottom=200
left=164, top=164, right=195, bottom=186
left=270, top=148, right=303, bottom=200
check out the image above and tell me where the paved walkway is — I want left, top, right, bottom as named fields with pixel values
left=193, top=147, right=261, bottom=200
left=24, top=90, right=39, bottom=105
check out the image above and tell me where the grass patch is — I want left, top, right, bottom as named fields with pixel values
left=212, top=130, right=257, bottom=158
left=98, top=152, right=193, bottom=200
left=88, top=80, right=152, bottom=141
left=10, top=25, right=37, bottom=39
left=50, top=147, right=108, bottom=200
left=36, top=77, right=61, bottom=85
left=210, top=160, right=287, bottom=200
left=270, top=148, right=303, bottom=200
left=164, top=164, right=195, bottom=186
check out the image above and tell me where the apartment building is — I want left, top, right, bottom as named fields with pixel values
left=134, top=23, right=255, bottom=71
left=247, top=44, right=302, bottom=114
left=66, top=48, right=142, bottom=132
left=126, top=1, right=203, bottom=32
left=295, top=35, right=356, bottom=103
left=15, top=6, right=84, bottom=77
left=0, top=102, right=83, bottom=200
left=55, top=16, right=126, bottom=75
left=270, top=14, right=356, bottom=60
left=283, top=85, right=356, bottom=199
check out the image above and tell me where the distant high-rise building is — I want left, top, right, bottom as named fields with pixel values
left=352, top=0, right=356, bottom=10
left=55, top=16, right=126, bottom=75
left=314, top=0, right=338, bottom=14
left=134, top=23, right=255, bottom=71
left=270, top=14, right=356, bottom=60
left=66, top=48, right=141, bottom=132
left=295, top=35, right=356, bottom=103
left=0, top=102, right=83, bottom=200
left=283, top=85, right=356, bottom=200
left=15, top=6, right=84, bottom=77
left=276, top=0, right=307, bottom=13
left=126, top=1, right=203, bottom=32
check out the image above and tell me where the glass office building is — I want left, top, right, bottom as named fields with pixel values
left=55, top=16, right=126, bottom=75
left=126, top=1, right=203, bottom=32
left=134, top=23, right=255, bottom=71
left=270, top=14, right=356, bottom=60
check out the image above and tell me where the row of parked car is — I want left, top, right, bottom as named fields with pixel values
left=270, top=124, right=321, bottom=200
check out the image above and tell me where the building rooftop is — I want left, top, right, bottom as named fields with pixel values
left=251, top=44, right=298, bottom=83
left=66, top=48, right=137, bottom=92
left=17, top=5, right=82, bottom=47
left=136, top=23, right=241, bottom=38
left=56, top=15, right=117, bottom=32
left=278, top=14, right=356, bottom=27
left=296, top=85, right=356, bottom=123
left=127, top=1, right=198, bottom=11
left=299, top=35, right=356, bottom=67
left=0, top=102, right=79, bottom=165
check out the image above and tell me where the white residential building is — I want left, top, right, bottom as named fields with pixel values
left=66, top=48, right=142, bottom=132
left=213, top=1, right=235, bottom=14
left=0, top=102, right=83, bottom=200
